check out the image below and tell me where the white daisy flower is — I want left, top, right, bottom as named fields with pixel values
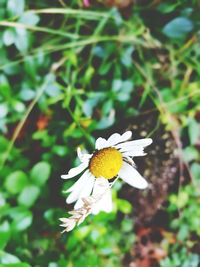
left=61, top=131, right=152, bottom=214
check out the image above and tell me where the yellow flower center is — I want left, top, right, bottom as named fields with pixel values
left=89, top=147, right=123, bottom=179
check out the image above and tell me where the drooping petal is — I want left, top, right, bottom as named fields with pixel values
left=92, top=178, right=112, bottom=214
left=123, top=156, right=136, bottom=167
left=77, top=147, right=91, bottom=162
left=119, top=162, right=148, bottom=189
left=74, top=174, right=95, bottom=209
left=95, top=137, right=108, bottom=150
left=66, top=170, right=90, bottom=204
left=61, top=162, right=89, bottom=179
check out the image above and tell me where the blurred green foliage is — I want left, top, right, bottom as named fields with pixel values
left=0, top=0, right=200, bottom=266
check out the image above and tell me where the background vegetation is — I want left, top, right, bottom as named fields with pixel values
left=0, top=0, right=200, bottom=266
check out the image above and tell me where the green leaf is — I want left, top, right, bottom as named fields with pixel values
left=18, top=88, right=35, bottom=101
left=3, top=29, right=16, bottom=46
left=10, top=207, right=33, bottom=231
left=121, top=46, right=134, bottom=67
left=191, top=163, right=200, bottom=181
left=112, top=79, right=122, bottom=92
left=44, top=84, right=61, bottom=97
left=0, top=264, right=31, bottom=267
left=11, top=100, right=25, bottom=113
left=0, top=221, right=10, bottom=250
left=99, top=61, right=112, bottom=75
left=83, top=94, right=103, bottom=116
left=7, top=0, right=25, bottom=17
left=163, top=17, right=193, bottom=39
left=0, top=103, right=8, bottom=119
left=188, top=118, right=200, bottom=145
left=0, top=251, right=20, bottom=264
left=18, top=185, right=40, bottom=207
left=4, top=171, right=28, bottom=195
left=0, top=75, right=11, bottom=99
left=96, top=114, right=115, bottom=129
left=157, top=3, right=180, bottom=13
left=121, top=219, right=133, bottom=232
left=176, top=192, right=189, bottom=209
left=177, top=224, right=189, bottom=241
left=117, top=199, right=132, bottom=214
left=183, top=146, right=199, bottom=162
left=48, top=263, right=58, bottom=267
left=14, top=28, right=29, bottom=52
left=52, top=146, right=68, bottom=156
left=19, top=11, right=40, bottom=26
left=30, top=162, right=51, bottom=186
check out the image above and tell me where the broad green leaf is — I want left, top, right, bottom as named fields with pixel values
left=18, top=88, right=35, bottom=101
left=157, top=3, right=180, bottom=13
left=0, top=75, right=11, bottom=99
left=52, top=146, right=68, bottom=156
left=12, top=100, right=25, bottom=113
left=117, top=199, right=132, bottom=214
left=121, top=219, right=133, bottom=233
left=0, top=264, right=31, bottom=267
left=99, top=61, right=112, bottom=75
left=44, top=84, right=61, bottom=97
left=188, top=118, right=200, bottom=145
left=4, top=171, right=28, bottom=194
left=176, top=192, right=189, bottom=209
left=0, top=251, right=20, bottom=264
left=0, top=103, right=8, bottom=118
left=0, top=221, right=10, bottom=250
left=19, top=12, right=40, bottom=26
left=163, top=17, right=193, bottom=39
left=112, top=79, right=122, bottom=92
left=183, top=146, right=199, bottom=162
left=7, top=0, right=25, bottom=17
left=48, top=264, right=58, bottom=267
left=18, top=185, right=40, bottom=207
left=177, top=224, right=189, bottom=241
left=10, top=208, right=33, bottom=231
left=14, top=28, right=29, bottom=52
left=96, top=113, right=115, bottom=129
left=3, top=29, right=16, bottom=46
left=121, top=46, right=134, bottom=67
left=30, top=162, right=51, bottom=186
left=191, top=163, right=200, bottom=181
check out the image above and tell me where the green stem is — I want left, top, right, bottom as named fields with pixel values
left=66, top=106, right=94, bottom=149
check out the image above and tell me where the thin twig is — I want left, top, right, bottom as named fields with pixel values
left=0, top=82, right=48, bottom=170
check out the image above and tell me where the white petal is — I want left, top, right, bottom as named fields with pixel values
left=119, top=162, right=148, bottom=189
left=77, top=147, right=82, bottom=159
left=107, top=133, right=121, bottom=146
left=116, top=138, right=152, bottom=150
left=107, top=131, right=132, bottom=147
left=119, top=131, right=132, bottom=143
left=66, top=170, right=90, bottom=193
left=66, top=170, right=90, bottom=204
left=77, top=147, right=91, bottom=162
left=92, top=178, right=112, bottom=214
left=74, top=174, right=95, bottom=209
left=61, top=162, right=89, bottom=179
left=122, top=149, right=146, bottom=157
left=95, top=137, right=108, bottom=150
